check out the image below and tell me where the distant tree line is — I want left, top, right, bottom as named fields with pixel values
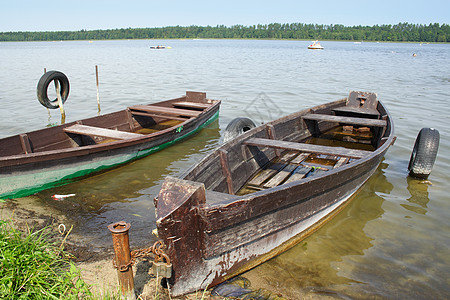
left=1, top=22, right=449, bottom=42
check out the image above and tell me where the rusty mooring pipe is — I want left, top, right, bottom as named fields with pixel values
left=108, top=221, right=136, bottom=300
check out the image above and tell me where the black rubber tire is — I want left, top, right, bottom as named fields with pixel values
left=408, top=128, right=439, bottom=179
left=223, top=117, right=256, bottom=143
left=37, top=71, right=70, bottom=109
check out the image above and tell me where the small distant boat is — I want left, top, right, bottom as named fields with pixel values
left=308, top=40, right=324, bottom=50
left=150, top=45, right=171, bottom=49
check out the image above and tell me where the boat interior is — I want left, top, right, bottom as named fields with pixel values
left=184, top=92, right=391, bottom=196
left=0, top=92, right=214, bottom=157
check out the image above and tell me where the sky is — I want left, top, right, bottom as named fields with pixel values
left=0, top=0, right=449, bottom=32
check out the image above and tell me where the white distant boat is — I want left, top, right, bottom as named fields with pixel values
left=308, top=40, right=324, bottom=50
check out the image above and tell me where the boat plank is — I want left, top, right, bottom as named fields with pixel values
left=172, top=102, right=209, bottom=109
left=247, top=164, right=284, bottom=186
left=278, top=151, right=298, bottom=162
left=64, top=124, right=142, bottom=140
left=334, top=157, right=349, bottom=168
left=262, top=152, right=310, bottom=188
left=263, top=164, right=298, bottom=188
left=302, top=113, right=386, bottom=127
left=130, top=110, right=188, bottom=121
left=290, top=152, right=310, bottom=164
left=247, top=152, right=298, bottom=186
left=333, top=106, right=380, bottom=117
left=129, top=105, right=201, bottom=117
left=244, top=138, right=371, bottom=159
left=283, top=165, right=312, bottom=184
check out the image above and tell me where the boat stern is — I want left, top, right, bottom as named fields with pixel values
left=155, top=176, right=208, bottom=294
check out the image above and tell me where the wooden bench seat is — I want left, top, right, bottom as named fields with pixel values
left=243, top=137, right=371, bottom=159
left=172, top=101, right=210, bottom=109
left=332, top=106, right=380, bottom=117
left=302, top=113, right=387, bottom=127
left=130, top=110, right=188, bottom=121
left=64, top=124, right=142, bottom=140
left=129, top=105, right=201, bottom=118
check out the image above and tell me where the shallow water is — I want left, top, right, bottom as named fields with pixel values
left=0, top=39, right=449, bottom=299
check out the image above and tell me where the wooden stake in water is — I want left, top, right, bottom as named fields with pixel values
left=54, top=79, right=66, bottom=124
left=96, top=65, right=101, bottom=115
left=44, top=68, right=51, bottom=119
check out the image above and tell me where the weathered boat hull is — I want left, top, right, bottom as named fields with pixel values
left=156, top=91, right=394, bottom=296
left=0, top=92, right=220, bottom=198
left=159, top=176, right=364, bottom=295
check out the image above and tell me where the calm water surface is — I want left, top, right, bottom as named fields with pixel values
left=1, top=39, right=449, bottom=299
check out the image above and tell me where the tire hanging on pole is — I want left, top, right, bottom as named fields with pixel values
left=408, top=128, right=439, bottom=179
left=37, top=71, right=70, bottom=109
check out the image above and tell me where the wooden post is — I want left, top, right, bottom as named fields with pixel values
left=44, top=68, right=50, bottom=117
left=54, top=79, right=66, bottom=124
left=108, top=221, right=136, bottom=300
left=96, top=65, right=101, bottom=115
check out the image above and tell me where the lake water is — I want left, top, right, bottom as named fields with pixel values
left=1, top=39, right=449, bottom=299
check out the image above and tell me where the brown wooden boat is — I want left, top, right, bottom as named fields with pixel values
left=155, top=91, right=395, bottom=296
left=0, top=91, right=220, bottom=199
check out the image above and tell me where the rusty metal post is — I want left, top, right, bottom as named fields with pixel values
left=108, top=221, right=136, bottom=300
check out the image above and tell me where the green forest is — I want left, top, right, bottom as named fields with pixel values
left=1, top=22, right=449, bottom=42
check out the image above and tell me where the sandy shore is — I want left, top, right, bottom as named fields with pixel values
left=0, top=197, right=224, bottom=299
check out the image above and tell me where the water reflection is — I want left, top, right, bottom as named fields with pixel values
left=401, top=177, right=431, bottom=215
left=244, top=162, right=394, bottom=299
left=33, top=120, right=220, bottom=249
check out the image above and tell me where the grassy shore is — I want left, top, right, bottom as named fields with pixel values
left=0, top=219, right=93, bottom=299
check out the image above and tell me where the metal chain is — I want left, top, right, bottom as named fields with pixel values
left=112, top=259, right=133, bottom=272
left=112, top=241, right=168, bottom=271
left=130, top=246, right=155, bottom=265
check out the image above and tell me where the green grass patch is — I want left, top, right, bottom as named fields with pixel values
left=0, top=220, right=92, bottom=299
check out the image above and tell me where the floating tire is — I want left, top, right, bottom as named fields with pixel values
left=408, top=128, right=439, bottom=179
left=223, top=117, right=256, bottom=143
left=37, top=71, right=70, bottom=109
